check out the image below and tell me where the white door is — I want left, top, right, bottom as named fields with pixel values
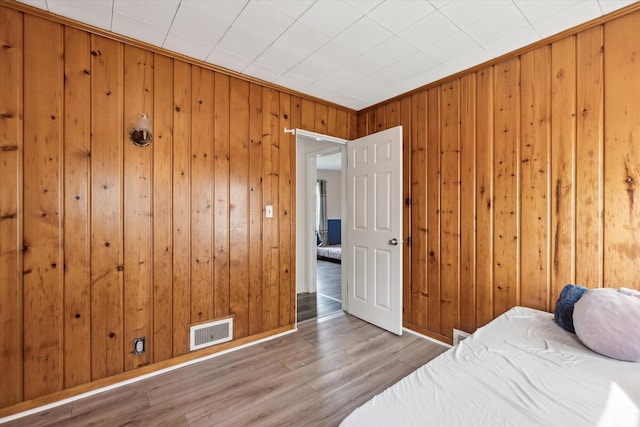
left=346, top=126, right=403, bottom=335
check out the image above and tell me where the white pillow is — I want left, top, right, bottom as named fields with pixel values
left=573, top=288, right=640, bottom=362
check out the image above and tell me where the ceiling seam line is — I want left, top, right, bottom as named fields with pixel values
left=161, top=0, right=183, bottom=48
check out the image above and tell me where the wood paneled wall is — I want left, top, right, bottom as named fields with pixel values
left=0, top=6, right=355, bottom=410
left=358, top=8, right=640, bottom=343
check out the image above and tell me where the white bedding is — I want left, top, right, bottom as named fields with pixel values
left=341, top=306, right=640, bottom=427
left=316, top=244, right=342, bottom=261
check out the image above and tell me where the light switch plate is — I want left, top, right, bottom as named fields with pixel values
left=266, top=205, right=273, bottom=218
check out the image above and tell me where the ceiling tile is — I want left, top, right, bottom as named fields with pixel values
left=112, top=12, right=169, bottom=46
left=383, top=52, right=443, bottom=93
left=15, top=0, right=47, bottom=9
left=258, top=0, right=314, bottom=19
left=306, top=83, right=369, bottom=110
left=367, top=0, right=436, bottom=33
left=514, top=0, right=585, bottom=23
left=362, top=36, right=418, bottom=69
left=278, top=58, right=333, bottom=86
left=298, top=1, right=363, bottom=38
left=440, top=0, right=512, bottom=29
left=274, top=72, right=312, bottom=93
left=421, top=30, right=479, bottom=62
left=444, top=48, right=493, bottom=73
left=419, top=63, right=454, bottom=85
left=308, top=42, right=361, bottom=70
left=206, top=47, right=253, bottom=72
left=182, top=0, right=248, bottom=22
left=47, top=0, right=113, bottom=30
left=334, top=16, right=393, bottom=54
left=428, top=0, right=452, bottom=8
left=168, top=3, right=232, bottom=45
left=163, top=31, right=216, bottom=60
left=344, top=0, right=384, bottom=15
left=341, top=78, right=394, bottom=105
left=273, top=22, right=330, bottom=57
left=530, top=1, right=602, bottom=37
left=463, top=4, right=530, bottom=46
left=389, top=51, right=441, bottom=80
left=482, top=25, right=540, bottom=60
left=243, top=60, right=287, bottom=82
left=598, top=0, right=638, bottom=14
left=367, top=65, right=407, bottom=88
left=339, top=53, right=390, bottom=80
left=113, top=0, right=180, bottom=29
left=231, top=1, right=293, bottom=40
left=315, top=70, right=360, bottom=92
left=399, top=11, right=459, bottom=50
left=258, top=43, right=304, bottom=72
left=216, top=27, right=272, bottom=62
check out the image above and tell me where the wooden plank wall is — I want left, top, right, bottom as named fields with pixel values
left=0, top=7, right=355, bottom=410
left=358, top=9, right=640, bottom=343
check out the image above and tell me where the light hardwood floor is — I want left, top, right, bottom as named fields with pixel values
left=316, top=259, right=341, bottom=301
left=5, top=312, right=448, bottom=427
left=297, top=259, right=342, bottom=322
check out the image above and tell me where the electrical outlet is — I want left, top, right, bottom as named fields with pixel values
left=134, top=337, right=145, bottom=354
left=265, top=205, right=273, bottom=218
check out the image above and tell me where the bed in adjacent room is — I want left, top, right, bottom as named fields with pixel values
left=341, top=304, right=640, bottom=427
left=317, top=219, right=342, bottom=263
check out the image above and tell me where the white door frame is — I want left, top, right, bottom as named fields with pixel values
left=294, top=127, right=402, bottom=328
left=295, top=129, right=348, bottom=312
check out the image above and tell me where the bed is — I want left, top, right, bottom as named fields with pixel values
left=316, top=245, right=342, bottom=263
left=341, top=306, right=640, bottom=427
left=317, top=219, right=341, bottom=263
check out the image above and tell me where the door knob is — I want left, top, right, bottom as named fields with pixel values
left=388, top=238, right=398, bottom=246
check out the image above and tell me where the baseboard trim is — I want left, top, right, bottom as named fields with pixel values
left=403, top=327, right=452, bottom=349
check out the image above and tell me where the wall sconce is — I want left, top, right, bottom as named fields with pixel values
left=129, top=113, right=152, bottom=147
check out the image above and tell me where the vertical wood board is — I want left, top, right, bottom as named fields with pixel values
left=519, top=47, right=551, bottom=311
left=63, top=26, right=92, bottom=388
left=89, top=35, right=125, bottom=380
left=152, top=53, right=174, bottom=363
left=22, top=15, right=64, bottom=399
left=0, top=6, right=23, bottom=407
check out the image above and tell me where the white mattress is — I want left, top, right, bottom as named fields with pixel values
left=316, top=244, right=342, bottom=261
left=341, top=306, right=640, bottom=427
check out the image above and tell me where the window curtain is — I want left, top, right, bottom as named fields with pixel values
left=316, top=179, right=328, bottom=246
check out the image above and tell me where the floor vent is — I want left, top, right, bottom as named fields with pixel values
left=453, top=329, right=471, bottom=346
left=190, top=318, right=233, bottom=351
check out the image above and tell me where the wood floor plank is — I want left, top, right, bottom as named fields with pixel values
left=397, top=338, right=448, bottom=368
left=297, top=259, right=342, bottom=322
left=316, top=259, right=342, bottom=300
left=143, top=344, right=268, bottom=405
left=4, top=312, right=447, bottom=427
left=4, top=405, right=71, bottom=427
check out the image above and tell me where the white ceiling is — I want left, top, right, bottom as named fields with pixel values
left=16, top=0, right=637, bottom=110
left=317, top=151, right=342, bottom=170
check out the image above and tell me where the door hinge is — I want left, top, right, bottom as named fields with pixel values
left=407, top=236, right=412, bottom=246
left=405, top=197, right=411, bottom=206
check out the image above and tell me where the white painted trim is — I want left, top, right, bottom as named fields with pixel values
left=306, top=153, right=318, bottom=293
left=403, top=327, right=453, bottom=349
left=0, top=327, right=297, bottom=423
left=295, top=129, right=347, bottom=315
left=340, top=143, right=348, bottom=311
left=295, top=128, right=348, bottom=145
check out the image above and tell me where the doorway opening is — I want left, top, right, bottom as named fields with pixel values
left=294, top=126, right=403, bottom=333
left=295, top=130, right=346, bottom=323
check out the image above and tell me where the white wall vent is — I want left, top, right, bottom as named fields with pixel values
left=190, top=318, right=233, bottom=351
left=453, top=329, right=471, bottom=346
